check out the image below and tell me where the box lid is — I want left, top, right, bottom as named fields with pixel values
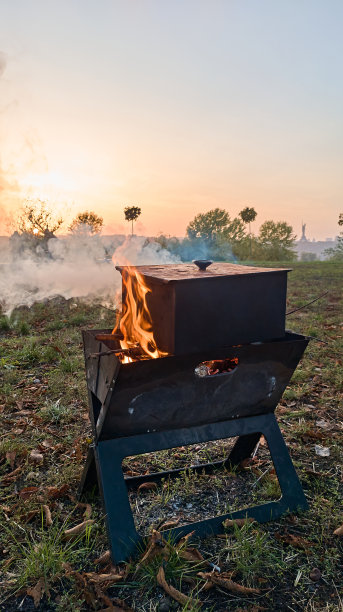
left=116, top=262, right=291, bottom=284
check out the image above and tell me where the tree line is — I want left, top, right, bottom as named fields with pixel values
left=158, top=207, right=297, bottom=262
left=10, top=198, right=343, bottom=262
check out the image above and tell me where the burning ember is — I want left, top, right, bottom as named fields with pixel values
left=113, top=267, right=166, bottom=363
left=195, top=357, right=239, bottom=377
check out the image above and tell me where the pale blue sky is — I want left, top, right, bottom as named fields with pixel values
left=1, top=0, right=342, bottom=239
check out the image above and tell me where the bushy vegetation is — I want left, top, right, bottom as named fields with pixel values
left=325, top=213, right=343, bottom=261
left=154, top=209, right=297, bottom=262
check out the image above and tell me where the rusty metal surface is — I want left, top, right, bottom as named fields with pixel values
left=82, top=330, right=309, bottom=441
left=116, top=262, right=290, bottom=284
left=118, top=269, right=289, bottom=354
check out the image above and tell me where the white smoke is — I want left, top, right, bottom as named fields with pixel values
left=112, top=235, right=180, bottom=266
left=0, top=234, right=180, bottom=314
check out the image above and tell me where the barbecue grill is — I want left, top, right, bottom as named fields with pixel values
left=79, top=261, right=309, bottom=562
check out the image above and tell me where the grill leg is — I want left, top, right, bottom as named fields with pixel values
left=82, top=413, right=308, bottom=562
left=263, top=415, right=308, bottom=512
left=95, top=440, right=141, bottom=562
left=77, top=445, right=98, bottom=498
left=226, top=432, right=262, bottom=468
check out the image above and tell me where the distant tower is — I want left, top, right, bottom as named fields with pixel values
left=300, top=222, right=307, bottom=241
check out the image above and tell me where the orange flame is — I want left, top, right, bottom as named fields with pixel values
left=113, top=267, right=162, bottom=363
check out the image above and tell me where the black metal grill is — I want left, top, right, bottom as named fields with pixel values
left=78, top=262, right=310, bottom=562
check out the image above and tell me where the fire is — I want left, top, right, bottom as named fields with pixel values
left=113, top=267, right=163, bottom=363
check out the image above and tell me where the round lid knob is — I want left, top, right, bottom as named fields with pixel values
left=193, top=259, right=213, bottom=271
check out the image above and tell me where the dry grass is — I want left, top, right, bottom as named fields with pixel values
left=0, top=262, right=342, bottom=611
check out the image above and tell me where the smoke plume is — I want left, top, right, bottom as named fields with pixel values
left=0, top=234, right=180, bottom=314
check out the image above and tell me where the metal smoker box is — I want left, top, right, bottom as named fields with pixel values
left=116, top=262, right=290, bottom=355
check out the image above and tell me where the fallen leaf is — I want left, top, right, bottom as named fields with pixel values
left=316, top=419, right=332, bottom=429
left=157, top=565, right=200, bottom=608
left=136, top=530, right=169, bottom=568
left=84, top=571, right=123, bottom=586
left=300, top=430, right=324, bottom=443
left=18, top=486, right=39, bottom=500
left=63, top=564, right=97, bottom=608
left=21, top=509, right=40, bottom=523
left=68, top=495, right=93, bottom=519
left=41, top=439, right=55, bottom=449
left=51, top=345, right=65, bottom=356
left=30, top=449, right=44, bottom=464
left=27, top=577, right=49, bottom=607
left=159, top=518, right=181, bottom=531
left=305, top=468, right=330, bottom=478
left=137, top=482, right=157, bottom=493
left=45, top=484, right=69, bottom=499
left=79, top=502, right=92, bottom=519
left=176, top=531, right=195, bottom=549
left=2, top=556, right=16, bottom=569
left=3, top=465, right=24, bottom=484
left=275, top=532, right=311, bottom=550
left=223, top=518, right=256, bottom=529
left=95, top=550, right=111, bottom=565
left=42, top=504, right=52, bottom=526
left=63, top=519, right=94, bottom=540
left=123, top=469, right=140, bottom=477
left=5, top=451, right=16, bottom=469
left=333, top=524, right=343, bottom=536
left=179, top=547, right=205, bottom=563
left=198, top=571, right=260, bottom=595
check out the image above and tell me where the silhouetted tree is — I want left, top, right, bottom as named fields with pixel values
left=124, top=205, right=141, bottom=235
left=69, top=211, right=103, bottom=235
left=239, top=207, right=257, bottom=257
left=18, top=199, right=63, bottom=239
left=14, top=199, right=63, bottom=257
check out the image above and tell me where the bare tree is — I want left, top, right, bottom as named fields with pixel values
left=18, top=199, right=63, bottom=240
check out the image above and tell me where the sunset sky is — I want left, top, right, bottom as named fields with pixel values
left=1, top=0, right=342, bottom=240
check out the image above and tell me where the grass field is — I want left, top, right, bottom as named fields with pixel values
left=0, top=261, right=342, bottom=611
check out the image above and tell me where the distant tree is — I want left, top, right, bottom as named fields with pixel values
left=239, top=207, right=257, bottom=257
left=69, top=211, right=103, bottom=235
left=18, top=199, right=63, bottom=239
left=324, top=213, right=343, bottom=261
left=13, top=199, right=64, bottom=258
left=256, top=220, right=296, bottom=261
left=186, top=208, right=246, bottom=261
left=187, top=208, right=230, bottom=242
left=187, top=208, right=245, bottom=242
left=124, top=205, right=141, bottom=235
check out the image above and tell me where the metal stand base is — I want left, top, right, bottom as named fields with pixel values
left=79, top=413, right=308, bottom=562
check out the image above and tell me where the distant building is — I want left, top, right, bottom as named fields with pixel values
left=295, top=223, right=338, bottom=260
